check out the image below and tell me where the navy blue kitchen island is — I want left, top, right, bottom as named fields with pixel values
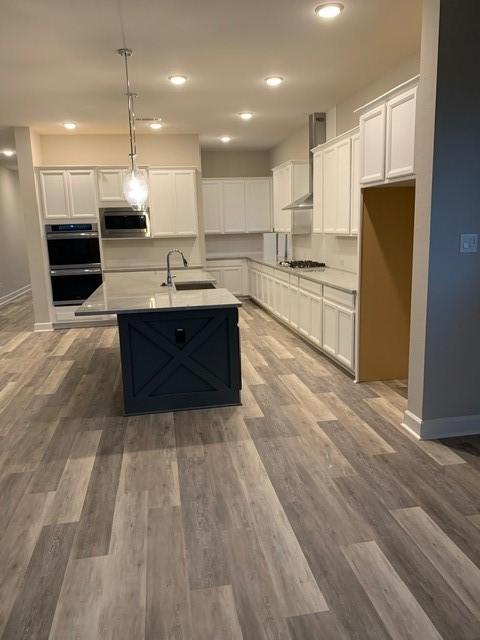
left=76, top=270, right=242, bottom=415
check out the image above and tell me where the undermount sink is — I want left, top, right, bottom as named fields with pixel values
left=174, top=282, right=216, bottom=291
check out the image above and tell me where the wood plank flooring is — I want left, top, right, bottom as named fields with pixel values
left=1, top=293, right=480, bottom=639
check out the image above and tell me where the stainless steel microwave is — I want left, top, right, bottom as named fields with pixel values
left=100, top=207, right=151, bottom=239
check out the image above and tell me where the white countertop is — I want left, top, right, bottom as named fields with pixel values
left=103, top=264, right=204, bottom=274
left=248, top=258, right=358, bottom=293
left=75, top=270, right=241, bottom=316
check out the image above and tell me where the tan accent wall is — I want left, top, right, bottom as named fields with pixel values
left=358, top=187, right=415, bottom=382
left=38, top=134, right=201, bottom=168
left=269, top=125, right=310, bottom=168
left=201, top=150, right=271, bottom=177
left=335, top=54, right=420, bottom=135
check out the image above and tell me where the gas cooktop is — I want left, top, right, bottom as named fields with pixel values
left=278, top=260, right=326, bottom=271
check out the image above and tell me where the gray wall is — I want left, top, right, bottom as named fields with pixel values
left=409, top=0, right=480, bottom=424
left=15, top=127, right=51, bottom=327
left=0, top=166, right=30, bottom=301
left=201, top=150, right=271, bottom=177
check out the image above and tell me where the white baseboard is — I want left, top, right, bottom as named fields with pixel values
left=34, top=321, right=53, bottom=332
left=402, top=409, right=480, bottom=439
left=0, top=284, right=31, bottom=308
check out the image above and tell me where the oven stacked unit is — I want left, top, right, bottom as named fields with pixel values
left=46, top=223, right=102, bottom=306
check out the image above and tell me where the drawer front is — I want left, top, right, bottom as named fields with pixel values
left=299, top=277, right=323, bottom=297
left=323, top=286, right=355, bottom=309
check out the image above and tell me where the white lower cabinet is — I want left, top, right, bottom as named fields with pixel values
left=206, top=259, right=246, bottom=295
left=223, top=266, right=243, bottom=295
left=322, top=299, right=355, bottom=369
left=310, top=294, right=323, bottom=346
left=247, top=262, right=355, bottom=372
left=298, top=288, right=311, bottom=337
left=289, top=282, right=299, bottom=329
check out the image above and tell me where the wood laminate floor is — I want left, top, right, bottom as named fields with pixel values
left=1, top=294, right=480, bottom=639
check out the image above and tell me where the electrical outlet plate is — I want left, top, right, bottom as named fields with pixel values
left=460, top=233, right=478, bottom=253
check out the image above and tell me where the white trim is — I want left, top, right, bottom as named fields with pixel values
left=311, top=126, right=360, bottom=154
left=34, top=321, right=53, bottom=332
left=402, top=409, right=480, bottom=440
left=271, top=159, right=309, bottom=173
left=0, top=284, right=32, bottom=308
left=354, top=75, right=420, bottom=114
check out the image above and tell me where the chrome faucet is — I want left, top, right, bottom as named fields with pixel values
left=166, top=249, right=188, bottom=288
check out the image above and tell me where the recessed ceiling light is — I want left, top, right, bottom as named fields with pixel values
left=2, top=149, right=15, bottom=157
left=149, top=122, right=163, bottom=130
left=315, top=2, right=344, bottom=18
left=63, top=122, right=77, bottom=130
left=264, top=76, right=284, bottom=87
left=220, top=136, right=231, bottom=143
left=239, top=112, right=254, bottom=120
left=168, top=75, right=187, bottom=85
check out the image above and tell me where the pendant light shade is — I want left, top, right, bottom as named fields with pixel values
left=117, top=47, right=149, bottom=210
left=123, top=168, right=149, bottom=209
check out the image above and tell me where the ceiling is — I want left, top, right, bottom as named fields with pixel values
left=0, top=0, right=421, bottom=149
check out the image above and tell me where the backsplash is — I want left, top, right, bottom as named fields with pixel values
left=293, top=234, right=358, bottom=273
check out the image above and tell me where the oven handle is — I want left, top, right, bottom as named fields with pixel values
left=50, top=268, right=102, bottom=276
left=46, top=232, right=99, bottom=239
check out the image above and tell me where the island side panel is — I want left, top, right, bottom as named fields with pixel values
left=117, top=307, right=241, bottom=415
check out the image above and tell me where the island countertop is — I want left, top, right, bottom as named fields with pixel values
left=75, top=270, right=241, bottom=316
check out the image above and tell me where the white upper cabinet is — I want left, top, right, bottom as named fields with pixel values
left=272, top=161, right=309, bottom=233
left=312, top=150, right=323, bottom=233
left=67, top=170, right=98, bottom=218
left=386, top=86, right=417, bottom=180
left=149, top=169, right=198, bottom=237
left=39, top=169, right=97, bottom=219
left=319, top=135, right=352, bottom=235
left=245, top=179, right=271, bottom=232
left=359, top=103, right=386, bottom=185
left=202, top=181, right=223, bottom=234
left=40, top=170, right=70, bottom=219
left=174, top=171, right=198, bottom=235
left=97, top=169, right=126, bottom=201
left=335, top=137, right=352, bottom=234
left=223, top=180, right=246, bottom=233
left=202, top=177, right=271, bottom=234
left=350, top=133, right=361, bottom=235
left=358, top=77, right=418, bottom=186
left=322, top=145, right=337, bottom=234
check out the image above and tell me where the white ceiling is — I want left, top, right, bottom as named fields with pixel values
left=0, top=0, right=421, bottom=149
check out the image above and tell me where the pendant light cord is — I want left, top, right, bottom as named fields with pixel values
left=119, top=49, right=137, bottom=173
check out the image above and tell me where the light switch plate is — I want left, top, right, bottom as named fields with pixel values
left=460, top=233, right=478, bottom=253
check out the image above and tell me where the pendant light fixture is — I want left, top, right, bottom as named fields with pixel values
left=117, top=47, right=149, bottom=210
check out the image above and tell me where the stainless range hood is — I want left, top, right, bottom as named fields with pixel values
left=283, top=112, right=326, bottom=212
